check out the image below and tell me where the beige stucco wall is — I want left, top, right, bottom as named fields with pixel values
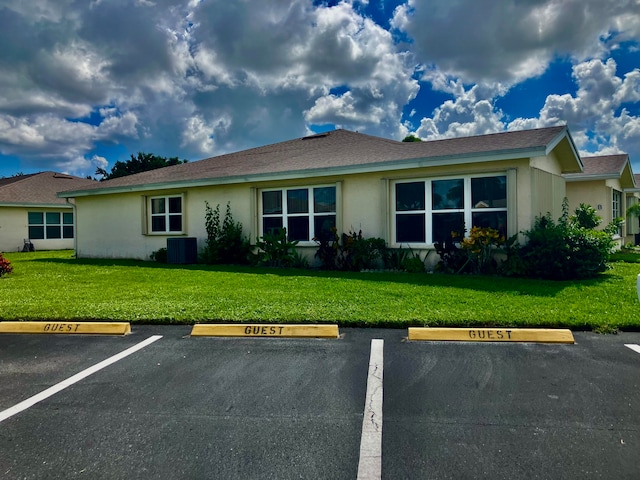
left=0, top=206, right=75, bottom=252
left=72, top=155, right=569, bottom=263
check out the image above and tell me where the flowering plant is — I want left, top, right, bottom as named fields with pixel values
left=0, top=253, right=13, bottom=277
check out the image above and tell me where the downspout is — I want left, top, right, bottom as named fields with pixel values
left=65, top=197, right=77, bottom=257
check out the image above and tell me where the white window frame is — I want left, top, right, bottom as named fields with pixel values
left=259, top=184, right=337, bottom=245
left=391, top=174, right=508, bottom=247
left=612, top=189, right=622, bottom=237
left=148, top=194, right=184, bottom=234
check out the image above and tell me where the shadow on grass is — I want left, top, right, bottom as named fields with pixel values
left=28, top=255, right=614, bottom=298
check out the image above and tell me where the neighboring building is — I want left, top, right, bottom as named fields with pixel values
left=564, top=154, right=639, bottom=247
left=0, top=172, right=96, bottom=252
left=59, top=126, right=583, bottom=267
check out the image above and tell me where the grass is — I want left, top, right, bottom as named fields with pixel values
left=0, top=250, right=639, bottom=331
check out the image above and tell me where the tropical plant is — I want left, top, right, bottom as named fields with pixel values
left=255, top=228, right=300, bottom=267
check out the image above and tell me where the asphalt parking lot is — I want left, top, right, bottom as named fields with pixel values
left=1, top=326, right=639, bottom=479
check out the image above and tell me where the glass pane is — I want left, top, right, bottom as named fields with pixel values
left=168, top=196, right=182, bottom=214
left=168, top=215, right=182, bottom=232
left=263, top=217, right=283, bottom=235
left=46, top=225, right=61, bottom=239
left=151, top=216, right=166, bottom=232
left=46, top=212, right=60, bottom=225
left=28, top=212, right=43, bottom=225
left=288, top=216, right=309, bottom=241
left=314, top=187, right=336, bottom=213
left=63, top=226, right=74, bottom=239
left=396, top=182, right=425, bottom=211
left=287, top=189, right=308, bottom=214
left=262, top=191, right=282, bottom=215
left=472, top=176, right=506, bottom=208
left=432, top=212, right=464, bottom=243
left=63, top=212, right=74, bottom=224
left=396, top=213, right=426, bottom=243
left=29, top=226, right=44, bottom=240
left=432, top=179, right=464, bottom=210
left=314, top=215, right=336, bottom=242
left=472, top=211, right=507, bottom=237
left=151, top=198, right=165, bottom=214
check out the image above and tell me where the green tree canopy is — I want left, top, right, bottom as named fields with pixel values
left=402, top=135, right=422, bottom=142
left=97, top=153, right=187, bottom=180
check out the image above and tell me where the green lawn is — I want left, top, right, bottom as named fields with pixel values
left=1, top=250, right=639, bottom=331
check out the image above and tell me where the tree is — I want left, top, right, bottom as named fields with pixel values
left=97, top=153, right=187, bottom=180
left=402, top=135, right=422, bottom=142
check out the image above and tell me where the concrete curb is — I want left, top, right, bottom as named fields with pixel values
left=408, top=327, right=575, bottom=343
left=0, top=321, right=131, bottom=335
left=191, top=323, right=340, bottom=338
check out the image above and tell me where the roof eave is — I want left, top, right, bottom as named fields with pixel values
left=59, top=147, right=550, bottom=197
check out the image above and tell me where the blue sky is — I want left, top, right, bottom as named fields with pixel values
left=1, top=0, right=639, bottom=179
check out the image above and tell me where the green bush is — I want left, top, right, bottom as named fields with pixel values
left=0, top=253, right=13, bottom=277
left=314, top=229, right=387, bottom=271
left=255, top=228, right=300, bottom=267
left=150, top=247, right=168, bottom=263
left=339, top=230, right=386, bottom=271
left=202, top=202, right=252, bottom=265
left=518, top=201, right=616, bottom=280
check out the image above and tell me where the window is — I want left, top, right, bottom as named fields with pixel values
left=393, top=175, right=507, bottom=245
left=28, top=211, right=74, bottom=240
left=149, top=195, right=183, bottom=233
left=260, top=185, right=336, bottom=242
left=612, top=189, right=622, bottom=236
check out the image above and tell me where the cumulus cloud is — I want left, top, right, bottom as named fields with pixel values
left=507, top=58, right=640, bottom=160
left=0, top=0, right=639, bottom=176
left=392, top=0, right=640, bottom=85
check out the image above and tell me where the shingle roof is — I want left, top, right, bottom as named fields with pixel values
left=0, top=172, right=96, bottom=206
left=579, top=154, right=629, bottom=176
left=60, top=126, right=574, bottom=197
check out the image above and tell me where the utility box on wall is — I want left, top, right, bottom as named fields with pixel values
left=167, top=237, right=198, bottom=264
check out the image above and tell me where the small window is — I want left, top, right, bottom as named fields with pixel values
left=149, top=195, right=184, bottom=233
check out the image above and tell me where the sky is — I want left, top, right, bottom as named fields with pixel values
left=0, top=0, right=639, bottom=179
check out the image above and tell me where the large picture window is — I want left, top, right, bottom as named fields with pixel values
left=149, top=195, right=183, bottom=233
left=393, top=175, right=507, bottom=245
left=28, top=211, right=74, bottom=240
left=260, top=185, right=336, bottom=242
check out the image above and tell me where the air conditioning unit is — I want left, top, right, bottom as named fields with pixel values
left=167, top=237, right=198, bottom=264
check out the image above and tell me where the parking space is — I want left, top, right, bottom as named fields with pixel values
left=383, top=332, right=640, bottom=479
left=0, top=326, right=385, bottom=479
left=0, top=327, right=638, bottom=479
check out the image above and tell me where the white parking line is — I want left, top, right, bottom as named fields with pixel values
left=625, top=344, right=640, bottom=355
left=357, top=339, right=384, bottom=480
left=0, top=335, right=162, bottom=424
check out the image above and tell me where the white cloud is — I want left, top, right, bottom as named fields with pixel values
left=392, top=0, right=640, bottom=85
left=507, top=58, right=640, bottom=160
left=414, top=85, right=505, bottom=140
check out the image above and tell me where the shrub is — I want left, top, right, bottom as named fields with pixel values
left=255, top=228, right=300, bottom=267
left=314, top=229, right=387, bottom=271
left=518, top=200, right=616, bottom=280
left=202, top=202, right=251, bottom=265
left=434, top=235, right=468, bottom=274
left=459, top=226, right=505, bottom=274
left=434, top=227, right=505, bottom=274
left=339, top=230, right=386, bottom=271
left=0, top=253, right=13, bottom=277
left=150, top=247, right=168, bottom=263
left=313, top=227, right=340, bottom=270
